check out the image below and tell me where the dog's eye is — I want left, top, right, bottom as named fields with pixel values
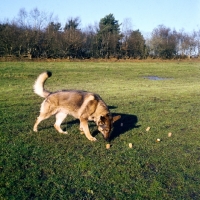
left=103, top=129, right=109, bottom=133
left=99, top=121, right=105, bottom=125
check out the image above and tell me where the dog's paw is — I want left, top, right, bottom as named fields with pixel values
left=89, top=137, right=97, bottom=142
left=80, top=131, right=85, bottom=135
left=62, top=131, right=68, bottom=134
left=33, top=128, right=38, bottom=132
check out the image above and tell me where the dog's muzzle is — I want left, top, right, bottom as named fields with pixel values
left=98, top=125, right=111, bottom=141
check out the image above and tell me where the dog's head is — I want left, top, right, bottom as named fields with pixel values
left=97, top=114, right=121, bottom=141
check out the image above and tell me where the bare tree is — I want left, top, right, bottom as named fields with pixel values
left=177, top=31, right=196, bottom=57
left=29, top=8, right=48, bottom=31
left=121, top=18, right=133, bottom=58
left=193, top=30, right=200, bottom=56
left=150, top=25, right=178, bottom=59
left=82, top=24, right=98, bottom=58
left=17, top=8, right=29, bottom=29
left=62, top=29, right=85, bottom=58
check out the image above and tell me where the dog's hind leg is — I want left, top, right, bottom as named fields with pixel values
left=33, top=100, right=54, bottom=132
left=54, top=112, right=68, bottom=134
left=79, top=118, right=97, bottom=141
left=33, top=112, right=52, bottom=132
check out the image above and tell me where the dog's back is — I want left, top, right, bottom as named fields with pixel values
left=44, top=90, right=108, bottom=119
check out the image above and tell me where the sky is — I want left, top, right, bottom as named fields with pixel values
left=0, top=0, right=199, bottom=36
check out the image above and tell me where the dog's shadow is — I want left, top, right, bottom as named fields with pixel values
left=110, top=112, right=139, bottom=141
left=107, top=105, right=140, bottom=141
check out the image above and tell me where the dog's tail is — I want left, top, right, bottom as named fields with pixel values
left=33, top=71, right=52, bottom=98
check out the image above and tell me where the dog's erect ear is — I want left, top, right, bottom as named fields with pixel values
left=112, top=115, right=121, bottom=123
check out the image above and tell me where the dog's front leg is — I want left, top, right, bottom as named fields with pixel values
left=54, top=112, right=68, bottom=134
left=79, top=118, right=97, bottom=141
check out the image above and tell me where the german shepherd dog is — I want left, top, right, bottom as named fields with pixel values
left=33, top=71, right=121, bottom=141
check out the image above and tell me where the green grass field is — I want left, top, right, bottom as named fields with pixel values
left=0, top=61, right=200, bottom=199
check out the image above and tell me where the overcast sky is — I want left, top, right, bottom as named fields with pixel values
left=0, top=0, right=199, bottom=35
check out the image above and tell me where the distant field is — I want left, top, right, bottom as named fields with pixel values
left=0, top=61, right=200, bottom=199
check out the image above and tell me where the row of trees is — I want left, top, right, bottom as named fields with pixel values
left=0, top=8, right=199, bottom=59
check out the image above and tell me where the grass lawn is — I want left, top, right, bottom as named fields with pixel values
left=0, top=61, right=200, bottom=199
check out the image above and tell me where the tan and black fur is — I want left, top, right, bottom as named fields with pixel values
left=33, top=71, right=121, bottom=141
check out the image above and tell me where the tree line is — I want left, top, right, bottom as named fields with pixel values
left=0, top=8, right=199, bottom=60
